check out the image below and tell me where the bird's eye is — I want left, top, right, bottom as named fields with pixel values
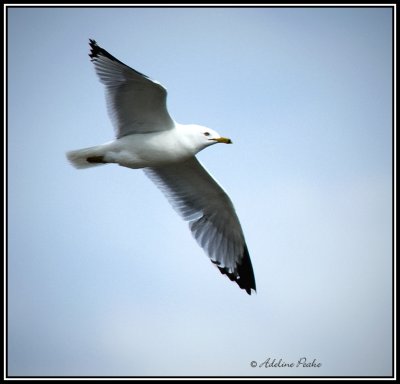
left=204, top=132, right=210, bottom=137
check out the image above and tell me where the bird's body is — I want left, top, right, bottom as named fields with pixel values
left=68, top=123, right=223, bottom=169
left=67, top=40, right=256, bottom=294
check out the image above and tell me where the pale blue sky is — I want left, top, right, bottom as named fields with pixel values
left=8, top=6, right=392, bottom=377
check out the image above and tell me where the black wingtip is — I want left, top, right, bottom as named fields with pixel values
left=89, top=38, right=102, bottom=60
left=87, top=38, right=149, bottom=79
left=216, top=244, right=256, bottom=295
left=88, top=38, right=125, bottom=64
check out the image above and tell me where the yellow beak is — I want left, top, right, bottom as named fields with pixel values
left=211, top=137, right=232, bottom=144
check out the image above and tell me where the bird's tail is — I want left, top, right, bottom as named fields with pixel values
left=66, top=145, right=108, bottom=169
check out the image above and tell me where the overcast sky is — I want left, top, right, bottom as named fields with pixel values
left=8, top=6, right=392, bottom=377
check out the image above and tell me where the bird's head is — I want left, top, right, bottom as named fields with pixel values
left=186, top=124, right=232, bottom=152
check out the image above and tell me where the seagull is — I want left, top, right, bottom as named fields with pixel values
left=67, top=39, right=256, bottom=295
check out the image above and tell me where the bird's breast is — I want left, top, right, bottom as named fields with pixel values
left=112, top=131, right=194, bottom=168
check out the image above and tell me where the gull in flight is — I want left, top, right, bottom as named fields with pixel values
left=67, top=39, right=256, bottom=295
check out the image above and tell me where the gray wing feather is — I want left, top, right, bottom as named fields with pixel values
left=89, top=39, right=174, bottom=137
left=144, top=157, right=256, bottom=294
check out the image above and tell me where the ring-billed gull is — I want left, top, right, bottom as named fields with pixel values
left=67, top=39, right=256, bottom=295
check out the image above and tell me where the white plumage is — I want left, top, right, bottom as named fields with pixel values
left=66, top=39, right=256, bottom=294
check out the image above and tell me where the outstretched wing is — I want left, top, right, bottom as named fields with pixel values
left=144, top=157, right=256, bottom=295
left=89, top=39, right=174, bottom=138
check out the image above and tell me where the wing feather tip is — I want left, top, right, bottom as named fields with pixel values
left=87, top=39, right=151, bottom=81
left=88, top=38, right=100, bottom=59
left=216, top=244, right=256, bottom=295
